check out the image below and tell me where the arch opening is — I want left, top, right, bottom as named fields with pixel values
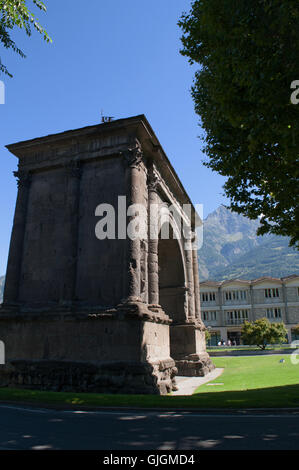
left=158, top=224, right=187, bottom=324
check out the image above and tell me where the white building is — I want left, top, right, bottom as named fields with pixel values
left=200, top=275, right=299, bottom=345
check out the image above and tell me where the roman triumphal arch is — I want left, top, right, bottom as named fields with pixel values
left=0, top=115, right=214, bottom=394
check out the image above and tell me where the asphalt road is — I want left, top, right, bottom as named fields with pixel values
left=0, top=404, right=298, bottom=450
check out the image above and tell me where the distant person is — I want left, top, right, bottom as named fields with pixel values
left=227, top=340, right=232, bottom=347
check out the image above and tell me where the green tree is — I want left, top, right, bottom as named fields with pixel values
left=179, top=0, right=299, bottom=248
left=0, top=0, right=51, bottom=77
left=241, top=318, right=288, bottom=350
left=205, top=328, right=211, bottom=345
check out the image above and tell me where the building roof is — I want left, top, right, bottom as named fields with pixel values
left=200, top=274, right=299, bottom=288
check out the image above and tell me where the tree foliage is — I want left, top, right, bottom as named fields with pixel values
left=205, top=328, right=211, bottom=343
left=0, top=0, right=51, bottom=77
left=179, top=0, right=299, bottom=248
left=241, top=318, right=288, bottom=350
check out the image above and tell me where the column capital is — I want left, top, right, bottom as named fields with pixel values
left=147, top=168, right=161, bottom=192
left=13, top=170, right=31, bottom=188
left=122, top=140, right=144, bottom=169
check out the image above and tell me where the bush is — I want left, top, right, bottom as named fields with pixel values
left=241, top=318, right=288, bottom=350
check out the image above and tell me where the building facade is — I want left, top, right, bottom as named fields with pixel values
left=200, top=275, right=299, bottom=345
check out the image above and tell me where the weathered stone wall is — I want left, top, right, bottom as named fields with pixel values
left=0, top=313, right=141, bottom=363
left=141, top=321, right=170, bottom=362
left=76, top=157, right=127, bottom=307
left=16, top=156, right=128, bottom=308
left=19, top=167, right=76, bottom=304
left=0, top=311, right=177, bottom=394
left=0, top=360, right=176, bottom=395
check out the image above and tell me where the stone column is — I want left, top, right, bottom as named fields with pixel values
left=123, top=141, right=144, bottom=302
left=147, top=167, right=160, bottom=306
left=192, top=232, right=201, bottom=320
left=3, top=169, right=31, bottom=307
left=185, top=236, right=196, bottom=320
left=63, top=160, right=82, bottom=306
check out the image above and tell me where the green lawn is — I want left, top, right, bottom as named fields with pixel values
left=194, top=355, right=299, bottom=405
left=207, top=345, right=294, bottom=352
left=0, top=355, right=298, bottom=409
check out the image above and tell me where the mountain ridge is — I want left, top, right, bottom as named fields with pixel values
left=198, top=205, right=299, bottom=281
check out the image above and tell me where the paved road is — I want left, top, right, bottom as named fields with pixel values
left=0, top=404, right=298, bottom=450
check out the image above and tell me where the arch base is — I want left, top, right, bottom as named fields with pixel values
left=170, top=324, right=215, bottom=377
left=175, top=354, right=215, bottom=377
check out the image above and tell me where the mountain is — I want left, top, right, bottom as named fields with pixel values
left=0, top=276, right=4, bottom=303
left=198, top=206, right=299, bottom=281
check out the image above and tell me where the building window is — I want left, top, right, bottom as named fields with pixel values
left=265, top=288, right=280, bottom=298
left=266, top=308, right=282, bottom=319
left=225, top=290, right=247, bottom=301
left=201, top=292, right=216, bottom=302
left=226, top=310, right=248, bottom=325
left=203, top=311, right=217, bottom=322
left=240, top=290, right=247, bottom=300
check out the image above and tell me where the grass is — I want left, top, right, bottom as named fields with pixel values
left=194, top=355, right=299, bottom=395
left=0, top=355, right=298, bottom=409
left=207, top=345, right=294, bottom=352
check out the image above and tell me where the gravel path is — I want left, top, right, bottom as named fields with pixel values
left=172, top=368, right=224, bottom=395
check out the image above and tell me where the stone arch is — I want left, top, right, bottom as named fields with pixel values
left=158, top=204, right=188, bottom=282
left=158, top=214, right=188, bottom=324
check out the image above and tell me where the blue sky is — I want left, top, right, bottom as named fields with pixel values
left=0, top=0, right=228, bottom=275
